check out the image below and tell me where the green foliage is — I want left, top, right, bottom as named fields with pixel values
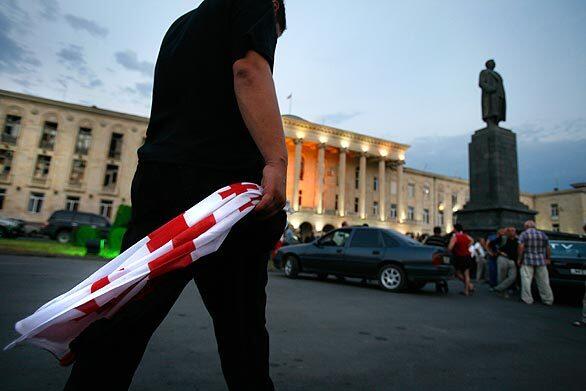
left=113, top=204, right=132, bottom=228
left=75, top=226, right=99, bottom=247
left=107, top=227, right=127, bottom=255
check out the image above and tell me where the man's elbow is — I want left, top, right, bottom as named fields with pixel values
left=233, top=53, right=269, bottom=88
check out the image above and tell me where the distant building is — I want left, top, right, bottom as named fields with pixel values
left=0, top=90, right=583, bottom=236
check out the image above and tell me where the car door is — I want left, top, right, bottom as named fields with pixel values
left=306, top=229, right=351, bottom=274
left=342, top=229, right=385, bottom=277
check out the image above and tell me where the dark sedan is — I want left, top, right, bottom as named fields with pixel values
left=548, top=240, right=586, bottom=288
left=273, top=226, right=453, bottom=292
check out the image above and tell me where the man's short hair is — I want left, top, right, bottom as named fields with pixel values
left=524, top=220, right=536, bottom=229
left=433, top=226, right=441, bottom=235
left=454, top=223, right=463, bottom=232
left=275, top=0, right=286, bottom=32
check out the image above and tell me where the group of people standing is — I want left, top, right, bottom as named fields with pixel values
left=424, top=220, right=555, bottom=305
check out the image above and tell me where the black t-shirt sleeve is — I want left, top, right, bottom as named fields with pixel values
left=228, top=0, right=278, bottom=66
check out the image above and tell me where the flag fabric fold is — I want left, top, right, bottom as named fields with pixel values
left=4, top=182, right=264, bottom=364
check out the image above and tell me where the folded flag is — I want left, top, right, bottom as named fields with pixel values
left=4, top=182, right=264, bottom=365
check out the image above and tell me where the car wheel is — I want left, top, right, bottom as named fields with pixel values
left=316, top=273, right=328, bottom=281
left=378, top=264, right=406, bottom=292
left=283, top=255, right=299, bottom=278
left=56, top=230, right=72, bottom=244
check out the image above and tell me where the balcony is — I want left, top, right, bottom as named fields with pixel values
left=38, top=140, right=55, bottom=150
left=101, top=183, right=118, bottom=195
left=0, top=172, right=13, bottom=184
left=65, top=180, right=86, bottom=192
left=30, top=176, right=50, bottom=188
left=1, top=133, right=18, bottom=145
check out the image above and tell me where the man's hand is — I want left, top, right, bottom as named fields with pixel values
left=545, top=258, right=551, bottom=266
left=254, top=161, right=287, bottom=219
left=517, top=260, right=522, bottom=267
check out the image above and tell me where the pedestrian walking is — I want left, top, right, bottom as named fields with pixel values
left=518, top=220, right=554, bottom=305
left=474, top=238, right=489, bottom=282
left=64, top=1, right=289, bottom=390
left=491, top=227, right=518, bottom=297
left=448, top=224, right=475, bottom=296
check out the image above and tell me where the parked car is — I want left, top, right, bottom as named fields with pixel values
left=42, top=210, right=111, bottom=244
left=273, top=226, right=453, bottom=292
left=0, top=216, right=25, bottom=238
left=548, top=240, right=585, bottom=288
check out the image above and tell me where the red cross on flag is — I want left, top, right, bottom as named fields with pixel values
left=4, top=183, right=265, bottom=365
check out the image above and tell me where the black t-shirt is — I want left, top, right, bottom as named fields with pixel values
left=500, top=236, right=519, bottom=262
left=138, top=0, right=278, bottom=182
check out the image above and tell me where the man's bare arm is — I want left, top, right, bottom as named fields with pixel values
left=233, top=50, right=287, bottom=218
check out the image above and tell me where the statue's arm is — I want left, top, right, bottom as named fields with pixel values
left=479, top=72, right=496, bottom=93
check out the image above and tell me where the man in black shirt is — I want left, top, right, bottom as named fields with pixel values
left=424, top=226, right=447, bottom=247
left=65, top=1, right=287, bottom=390
left=492, top=227, right=519, bottom=296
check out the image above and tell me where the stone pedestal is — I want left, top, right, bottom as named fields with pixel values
left=455, top=124, right=535, bottom=238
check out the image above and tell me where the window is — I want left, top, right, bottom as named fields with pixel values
left=0, top=188, right=5, bottom=209
left=382, top=232, right=399, bottom=247
left=408, top=183, right=415, bottom=198
left=355, top=166, right=360, bottom=189
left=407, top=206, right=415, bottom=221
left=438, top=210, right=444, bottom=226
left=372, top=201, right=379, bottom=216
left=33, top=155, right=51, bottom=180
left=451, top=192, right=458, bottom=207
left=108, top=133, right=124, bottom=159
left=103, top=164, right=119, bottom=190
left=99, top=199, right=113, bottom=219
left=552, top=223, right=560, bottom=232
left=28, top=192, right=44, bottom=213
left=2, top=115, right=21, bottom=144
left=298, top=190, right=302, bottom=207
left=389, top=204, right=397, bottom=220
left=69, top=159, right=86, bottom=185
left=350, top=229, right=382, bottom=248
left=550, top=203, right=559, bottom=219
left=319, top=229, right=351, bottom=247
left=75, top=127, right=92, bottom=155
left=390, top=180, right=397, bottom=195
left=65, top=196, right=80, bottom=212
left=299, top=157, right=305, bottom=181
left=354, top=197, right=359, bottom=213
left=91, top=214, right=110, bottom=228
left=373, top=176, right=378, bottom=191
left=0, top=149, right=14, bottom=179
left=39, top=121, right=58, bottom=150
left=423, top=208, right=430, bottom=224
left=335, top=194, right=339, bottom=211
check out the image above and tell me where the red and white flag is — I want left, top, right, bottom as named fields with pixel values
left=4, top=183, right=264, bottom=364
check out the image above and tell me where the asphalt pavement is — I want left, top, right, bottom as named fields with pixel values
left=0, top=254, right=584, bottom=391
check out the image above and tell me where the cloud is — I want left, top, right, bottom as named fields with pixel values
left=39, top=0, right=60, bottom=21
left=64, top=14, right=108, bottom=37
left=0, top=8, right=41, bottom=74
left=406, top=119, right=586, bottom=194
left=124, top=81, right=153, bottom=98
left=115, top=50, right=154, bottom=77
left=318, top=111, right=361, bottom=126
left=56, top=44, right=102, bottom=89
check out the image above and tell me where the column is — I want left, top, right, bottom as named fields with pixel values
left=378, top=158, right=386, bottom=221
left=292, top=138, right=303, bottom=211
left=315, top=143, right=326, bottom=214
left=338, top=148, right=347, bottom=217
left=359, top=152, right=367, bottom=219
left=396, top=161, right=404, bottom=222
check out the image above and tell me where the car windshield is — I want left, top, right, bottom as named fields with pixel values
left=550, top=241, right=586, bottom=258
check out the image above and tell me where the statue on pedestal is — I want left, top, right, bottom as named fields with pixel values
left=479, top=59, right=506, bottom=127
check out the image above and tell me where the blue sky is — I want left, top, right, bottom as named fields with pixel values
left=1, top=0, right=584, bottom=193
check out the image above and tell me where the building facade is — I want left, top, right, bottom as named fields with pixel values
left=1, top=90, right=583, bottom=236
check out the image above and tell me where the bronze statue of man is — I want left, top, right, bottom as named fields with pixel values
left=479, top=59, right=506, bottom=126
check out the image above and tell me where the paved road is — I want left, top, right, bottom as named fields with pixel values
left=1, top=254, right=584, bottom=391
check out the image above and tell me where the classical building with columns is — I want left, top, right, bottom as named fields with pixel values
left=5, top=89, right=580, bottom=237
